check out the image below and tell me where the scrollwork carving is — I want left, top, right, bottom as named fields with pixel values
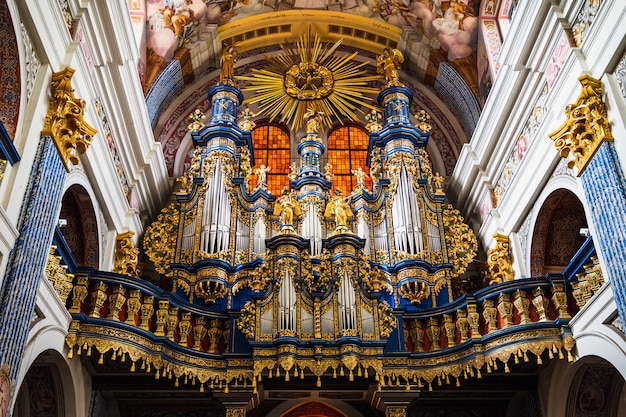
left=42, top=67, right=97, bottom=170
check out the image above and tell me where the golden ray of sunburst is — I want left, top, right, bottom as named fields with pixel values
left=236, top=25, right=380, bottom=132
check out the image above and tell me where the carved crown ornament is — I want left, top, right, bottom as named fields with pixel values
left=42, top=67, right=97, bottom=171
left=549, top=75, right=613, bottom=176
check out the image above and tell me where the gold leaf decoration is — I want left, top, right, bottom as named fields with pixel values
left=443, top=205, right=477, bottom=277
left=237, top=26, right=379, bottom=132
left=143, top=202, right=180, bottom=276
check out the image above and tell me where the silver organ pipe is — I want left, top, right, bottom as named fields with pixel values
left=356, top=217, right=371, bottom=255
left=373, top=209, right=388, bottom=254
left=338, top=271, right=356, bottom=331
left=302, top=205, right=322, bottom=256
left=392, top=165, right=424, bottom=255
left=200, top=160, right=232, bottom=254
left=252, top=218, right=266, bottom=254
left=181, top=213, right=196, bottom=253
left=236, top=215, right=249, bottom=253
left=278, top=270, right=297, bottom=331
left=427, top=220, right=442, bottom=252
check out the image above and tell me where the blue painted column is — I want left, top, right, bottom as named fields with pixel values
left=579, top=141, right=626, bottom=322
left=0, top=136, right=66, bottom=383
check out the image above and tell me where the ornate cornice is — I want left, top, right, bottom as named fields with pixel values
left=42, top=67, right=97, bottom=171
left=549, top=75, right=613, bottom=176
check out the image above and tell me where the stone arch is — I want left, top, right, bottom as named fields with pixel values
left=281, top=401, right=348, bottom=417
left=566, top=356, right=625, bottom=417
left=14, top=350, right=76, bottom=417
left=530, top=188, right=587, bottom=276
left=58, top=184, right=99, bottom=268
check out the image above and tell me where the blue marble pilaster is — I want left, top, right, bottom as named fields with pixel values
left=579, top=141, right=626, bottom=322
left=0, top=136, right=66, bottom=383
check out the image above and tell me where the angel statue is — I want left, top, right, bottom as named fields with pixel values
left=324, top=189, right=354, bottom=233
left=377, top=47, right=404, bottom=87
left=255, top=164, right=270, bottom=190
left=238, top=106, right=256, bottom=131
left=304, top=107, right=325, bottom=134
left=274, top=189, right=302, bottom=233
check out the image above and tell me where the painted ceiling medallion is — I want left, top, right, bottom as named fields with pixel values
left=237, top=26, right=380, bottom=132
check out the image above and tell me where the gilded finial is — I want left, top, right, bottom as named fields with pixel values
left=365, top=109, right=382, bottom=133
left=376, top=47, right=404, bottom=87
left=188, top=109, right=206, bottom=132
left=415, top=110, right=432, bottom=132
left=549, top=75, right=613, bottom=176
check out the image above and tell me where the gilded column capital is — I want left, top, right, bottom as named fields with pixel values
left=482, top=233, right=514, bottom=286
left=42, top=67, right=97, bottom=171
left=549, top=75, right=613, bottom=176
left=113, top=231, right=143, bottom=278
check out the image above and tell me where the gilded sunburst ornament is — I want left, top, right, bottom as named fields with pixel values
left=237, top=27, right=380, bottom=132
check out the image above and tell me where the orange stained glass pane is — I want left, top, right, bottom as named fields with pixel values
left=351, top=130, right=369, bottom=147
left=333, top=175, right=353, bottom=194
left=250, top=124, right=291, bottom=195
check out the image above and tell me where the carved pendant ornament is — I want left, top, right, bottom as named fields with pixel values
left=549, top=75, right=613, bottom=176
left=60, top=49, right=581, bottom=400
left=42, top=67, right=97, bottom=170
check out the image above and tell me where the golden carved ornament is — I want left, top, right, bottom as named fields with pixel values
left=377, top=300, right=396, bottom=338
left=194, top=279, right=227, bottom=303
left=482, top=233, right=514, bottom=285
left=42, top=67, right=97, bottom=171
left=238, top=301, right=256, bottom=339
left=399, top=280, right=430, bottom=304
left=113, top=231, right=143, bottom=277
left=45, top=246, right=74, bottom=305
left=549, top=75, right=613, bottom=176
left=443, top=205, right=477, bottom=277
left=143, top=203, right=180, bottom=276
left=414, top=109, right=433, bottom=132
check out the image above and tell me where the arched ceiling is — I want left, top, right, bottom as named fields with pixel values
left=137, top=2, right=483, bottom=178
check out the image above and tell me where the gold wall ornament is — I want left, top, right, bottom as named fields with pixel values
left=194, top=279, right=227, bottom=303
left=107, top=285, right=126, bottom=321
left=365, top=109, right=383, bottom=133
left=399, top=280, right=430, bottom=304
left=237, top=26, right=379, bottom=131
left=443, top=205, right=477, bottom=277
left=125, top=289, right=141, bottom=324
left=113, top=231, right=143, bottom=277
left=414, top=109, right=432, bottom=132
left=69, top=276, right=89, bottom=313
left=378, top=301, right=397, bottom=339
left=238, top=301, right=256, bottom=339
left=482, top=233, right=514, bottom=285
left=188, top=109, right=206, bottom=132
left=143, top=203, right=180, bottom=276
left=45, top=246, right=74, bottom=304
left=549, top=75, right=613, bottom=176
left=42, top=67, right=97, bottom=170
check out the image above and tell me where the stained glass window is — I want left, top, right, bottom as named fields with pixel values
left=250, top=124, right=291, bottom=195
left=327, top=125, right=371, bottom=193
